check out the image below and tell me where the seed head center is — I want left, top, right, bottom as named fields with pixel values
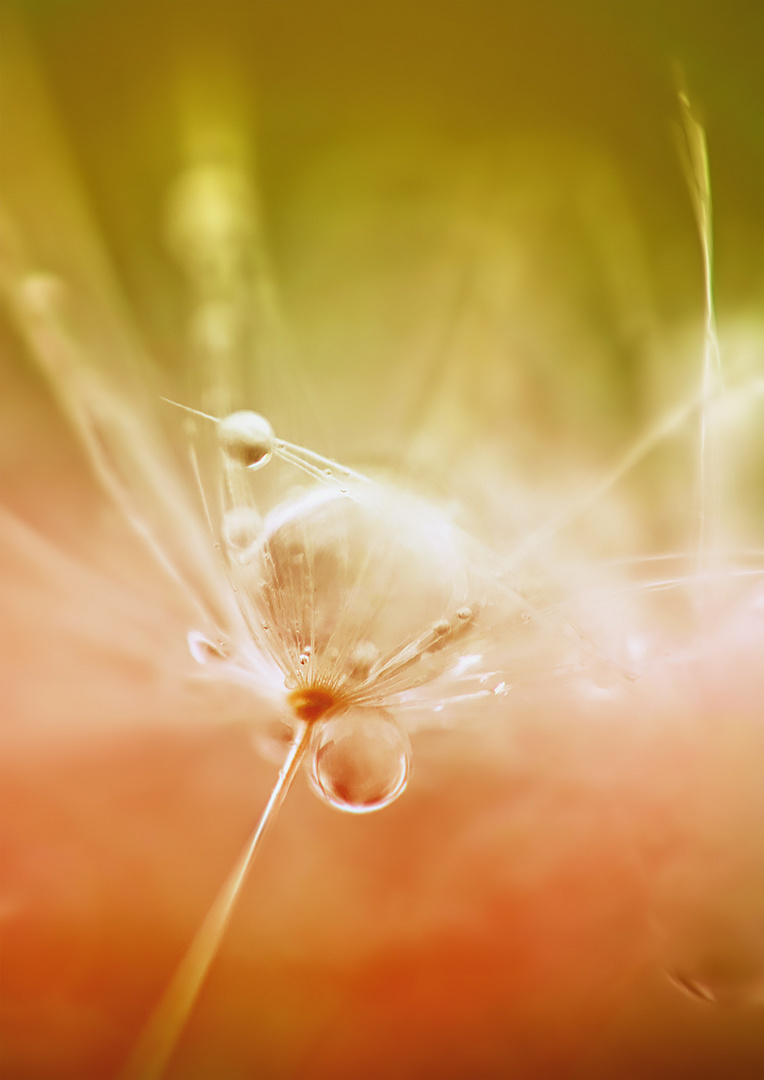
left=287, top=685, right=341, bottom=723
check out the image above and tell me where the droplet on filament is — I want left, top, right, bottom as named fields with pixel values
left=218, top=410, right=274, bottom=469
left=310, top=708, right=412, bottom=813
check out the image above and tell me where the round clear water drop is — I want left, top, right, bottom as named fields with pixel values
left=218, top=410, right=274, bottom=469
left=310, top=708, right=411, bottom=814
left=222, top=505, right=263, bottom=564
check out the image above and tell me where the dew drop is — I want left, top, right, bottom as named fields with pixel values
left=218, top=410, right=274, bottom=469
left=222, top=506, right=263, bottom=563
left=310, top=708, right=411, bottom=814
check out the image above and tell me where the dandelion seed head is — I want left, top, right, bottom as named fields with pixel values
left=233, top=479, right=491, bottom=726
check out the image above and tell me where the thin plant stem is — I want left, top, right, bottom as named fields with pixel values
left=121, top=721, right=312, bottom=1080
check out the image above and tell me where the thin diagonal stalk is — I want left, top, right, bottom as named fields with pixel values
left=121, top=721, right=312, bottom=1080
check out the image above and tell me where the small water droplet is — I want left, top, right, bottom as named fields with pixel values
left=456, top=606, right=472, bottom=621
left=219, top=411, right=274, bottom=469
left=521, top=612, right=532, bottom=625
left=310, top=708, right=411, bottom=814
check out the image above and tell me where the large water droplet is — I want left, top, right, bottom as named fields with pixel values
left=222, top=506, right=263, bottom=563
left=218, top=411, right=274, bottom=469
left=310, top=708, right=411, bottom=814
